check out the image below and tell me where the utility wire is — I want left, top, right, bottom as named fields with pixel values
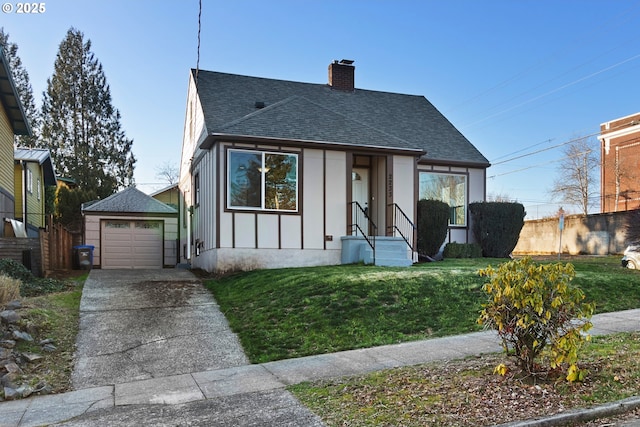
left=463, top=52, right=640, bottom=129
left=489, top=117, right=638, bottom=168
left=195, top=0, right=202, bottom=88
left=490, top=138, right=554, bottom=163
left=447, top=0, right=640, bottom=117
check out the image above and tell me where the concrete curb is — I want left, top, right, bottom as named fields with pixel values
left=496, top=396, right=640, bottom=427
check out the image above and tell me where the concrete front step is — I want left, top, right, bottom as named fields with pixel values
left=341, top=235, right=413, bottom=267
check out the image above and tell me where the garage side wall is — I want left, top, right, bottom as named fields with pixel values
left=84, top=214, right=178, bottom=268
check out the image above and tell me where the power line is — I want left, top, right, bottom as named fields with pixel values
left=489, top=117, right=638, bottom=169
left=463, top=51, right=640, bottom=130
left=490, top=138, right=554, bottom=163
left=447, top=0, right=640, bottom=118
left=195, top=0, right=202, bottom=87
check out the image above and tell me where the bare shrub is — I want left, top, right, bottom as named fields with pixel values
left=0, top=274, right=21, bottom=306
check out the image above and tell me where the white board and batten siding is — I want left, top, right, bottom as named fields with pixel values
left=84, top=215, right=178, bottom=269
left=190, top=146, right=347, bottom=272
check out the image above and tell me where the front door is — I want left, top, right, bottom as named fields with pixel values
left=352, top=167, right=370, bottom=235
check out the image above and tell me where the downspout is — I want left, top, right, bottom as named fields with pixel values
left=21, top=161, right=27, bottom=228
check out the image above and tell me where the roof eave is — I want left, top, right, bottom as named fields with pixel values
left=200, top=133, right=426, bottom=157
left=419, top=156, right=491, bottom=169
left=0, top=47, right=32, bottom=137
left=82, top=210, right=178, bottom=216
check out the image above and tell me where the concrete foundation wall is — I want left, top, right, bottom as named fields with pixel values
left=514, top=210, right=632, bottom=255
left=194, top=247, right=341, bottom=273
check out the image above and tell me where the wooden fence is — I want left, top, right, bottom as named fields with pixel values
left=0, top=217, right=81, bottom=276
left=41, top=216, right=82, bottom=273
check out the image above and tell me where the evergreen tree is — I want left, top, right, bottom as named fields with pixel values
left=0, top=28, right=40, bottom=147
left=41, top=28, right=135, bottom=199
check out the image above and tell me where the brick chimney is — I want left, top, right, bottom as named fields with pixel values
left=328, top=59, right=355, bottom=91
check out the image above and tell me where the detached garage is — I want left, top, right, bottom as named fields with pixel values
left=82, top=187, right=178, bottom=269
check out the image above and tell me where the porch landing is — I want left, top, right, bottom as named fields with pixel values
left=341, top=236, right=413, bottom=267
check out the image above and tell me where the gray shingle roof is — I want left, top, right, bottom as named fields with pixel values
left=82, top=187, right=178, bottom=214
left=195, top=69, right=490, bottom=167
left=14, top=147, right=57, bottom=186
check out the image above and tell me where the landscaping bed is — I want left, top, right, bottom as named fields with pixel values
left=0, top=263, right=86, bottom=401
left=290, top=332, right=640, bottom=426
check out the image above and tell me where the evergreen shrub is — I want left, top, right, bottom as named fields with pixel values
left=416, top=199, right=450, bottom=257
left=469, top=202, right=525, bottom=258
left=443, top=242, right=482, bottom=258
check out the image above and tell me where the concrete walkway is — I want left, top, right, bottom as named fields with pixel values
left=0, top=270, right=639, bottom=426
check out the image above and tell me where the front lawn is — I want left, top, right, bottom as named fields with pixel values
left=205, top=256, right=640, bottom=364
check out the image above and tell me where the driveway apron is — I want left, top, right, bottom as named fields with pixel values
left=71, top=269, right=249, bottom=389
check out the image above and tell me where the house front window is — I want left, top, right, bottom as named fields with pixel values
left=419, top=172, right=467, bottom=226
left=227, top=149, right=298, bottom=212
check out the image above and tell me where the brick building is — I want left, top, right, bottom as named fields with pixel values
left=599, top=112, right=640, bottom=213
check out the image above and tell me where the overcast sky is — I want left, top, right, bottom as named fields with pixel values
left=3, top=0, right=640, bottom=218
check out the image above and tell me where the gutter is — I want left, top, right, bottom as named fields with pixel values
left=199, top=133, right=427, bottom=157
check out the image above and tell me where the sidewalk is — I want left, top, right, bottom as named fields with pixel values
left=1, top=309, right=639, bottom=426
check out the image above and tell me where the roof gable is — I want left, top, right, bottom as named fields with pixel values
left=0, top=47, right=31, bottom=136
left=82, top=187, right=178, bottom=214
left=193, top=69, right=489, bottom=167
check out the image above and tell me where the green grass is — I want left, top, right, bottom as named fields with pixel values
left=205, top=256, right=640, bottom=363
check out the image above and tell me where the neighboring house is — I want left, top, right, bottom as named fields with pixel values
left=599, top=112, right=640, bottom=213
left=56, top=176, right=78, bottom=190
left=14, top=147, right=57, bottom=237
left=150, top=183, right=180, bottom=210
left=82, top=186, right=178, bottom=269
left=179, top=60, right=490, bottom=273
left=0, top=46, right=32, bottom=237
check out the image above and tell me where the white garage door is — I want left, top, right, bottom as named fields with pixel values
left=101, top=220, right=163, bottom=269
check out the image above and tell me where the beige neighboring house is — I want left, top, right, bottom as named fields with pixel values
left=82, top=187, right=178, bottom=269
left=150, top=183, right=180, bottom=209
left=179, top=60, right=490, bottom=273
left=14, top=147, right=57, bottom=237
left=0, top=46, right=32, bottom=237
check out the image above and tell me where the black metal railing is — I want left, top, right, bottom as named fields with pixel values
left=349, top=201, right=377, bottom=264
left=388, top=203, right=416, bottom=253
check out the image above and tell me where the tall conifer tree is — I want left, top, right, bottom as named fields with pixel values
left=0, top=28, right=40, bottom=147
left=41, top=28, right=135, bottom=199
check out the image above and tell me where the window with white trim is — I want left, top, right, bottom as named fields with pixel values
left=227, top=149, right=298, bottom=211
left=419, top=172, right=467, bottom=226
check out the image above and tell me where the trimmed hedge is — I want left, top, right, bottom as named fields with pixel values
left=416, top=199, right=450, bottom=257
left=469, top=201, right=525, bottom=258
left=443, top=242, right=482, bottom=258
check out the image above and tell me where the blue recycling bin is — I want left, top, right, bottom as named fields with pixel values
left=73, top=245, right=95, bottom=270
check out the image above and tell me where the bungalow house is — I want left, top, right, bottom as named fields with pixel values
left=179, top=60, right=490, bottom=273
left=14, top=147, right=57, bottom=237
left=0, top=46, right=32, bottom=237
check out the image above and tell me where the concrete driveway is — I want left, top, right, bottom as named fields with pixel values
left=72, top=269, right=249, bottom=389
